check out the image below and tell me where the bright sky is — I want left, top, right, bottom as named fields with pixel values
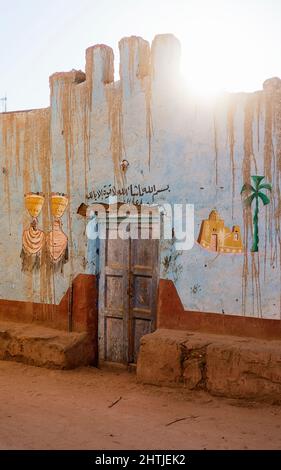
left=1, top=0, right=281, bottom=111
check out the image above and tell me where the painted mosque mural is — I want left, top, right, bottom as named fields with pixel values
left=197, top=176, right=272, bottom=255
left=21, top=192, right=69, bottom=273
left=197, top=209, right=243, bottom=254
left=241, top=176, right=272, bottom=253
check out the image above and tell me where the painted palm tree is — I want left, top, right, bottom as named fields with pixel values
left=241, top=176, right=272, bottom=252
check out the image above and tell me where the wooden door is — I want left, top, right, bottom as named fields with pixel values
left=98, top=224, right=158, bottom=365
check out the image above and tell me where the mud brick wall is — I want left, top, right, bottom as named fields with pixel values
left=1, top=34, right=281, bottom=328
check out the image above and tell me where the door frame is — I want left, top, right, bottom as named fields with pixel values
left=97, top=206, right=160, bottom=366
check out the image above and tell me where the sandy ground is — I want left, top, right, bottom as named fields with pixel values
left=0, top=360, right=280, bottom=450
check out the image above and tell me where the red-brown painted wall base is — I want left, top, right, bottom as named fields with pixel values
left=157, top=279, right=281, bottom=340
left=0, top=296, right=69, bottom=331
left=72, top=274, right=98, bottom=365
left=0, top=274, right=98, bottom=333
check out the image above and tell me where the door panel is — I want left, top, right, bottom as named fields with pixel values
left=106, top=238, right=124, bottom=266
left=105, top=317, right=124, bottom=363
left=132, top=318, right=152, bottom=363
left=133, top=276, right=152, bottom=311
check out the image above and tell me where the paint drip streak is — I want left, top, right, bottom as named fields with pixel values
left=227, top=98, right=236, bottom=219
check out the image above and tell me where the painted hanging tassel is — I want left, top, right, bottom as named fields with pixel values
left=21, top=193, right=45, bottom=272
left=46, top=193, right=69, bottom=272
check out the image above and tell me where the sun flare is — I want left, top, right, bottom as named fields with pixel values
left=178, top=7, right=268, bottom=97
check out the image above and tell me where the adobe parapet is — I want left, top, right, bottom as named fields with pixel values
left=48, top=34, right=181, bottom=102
